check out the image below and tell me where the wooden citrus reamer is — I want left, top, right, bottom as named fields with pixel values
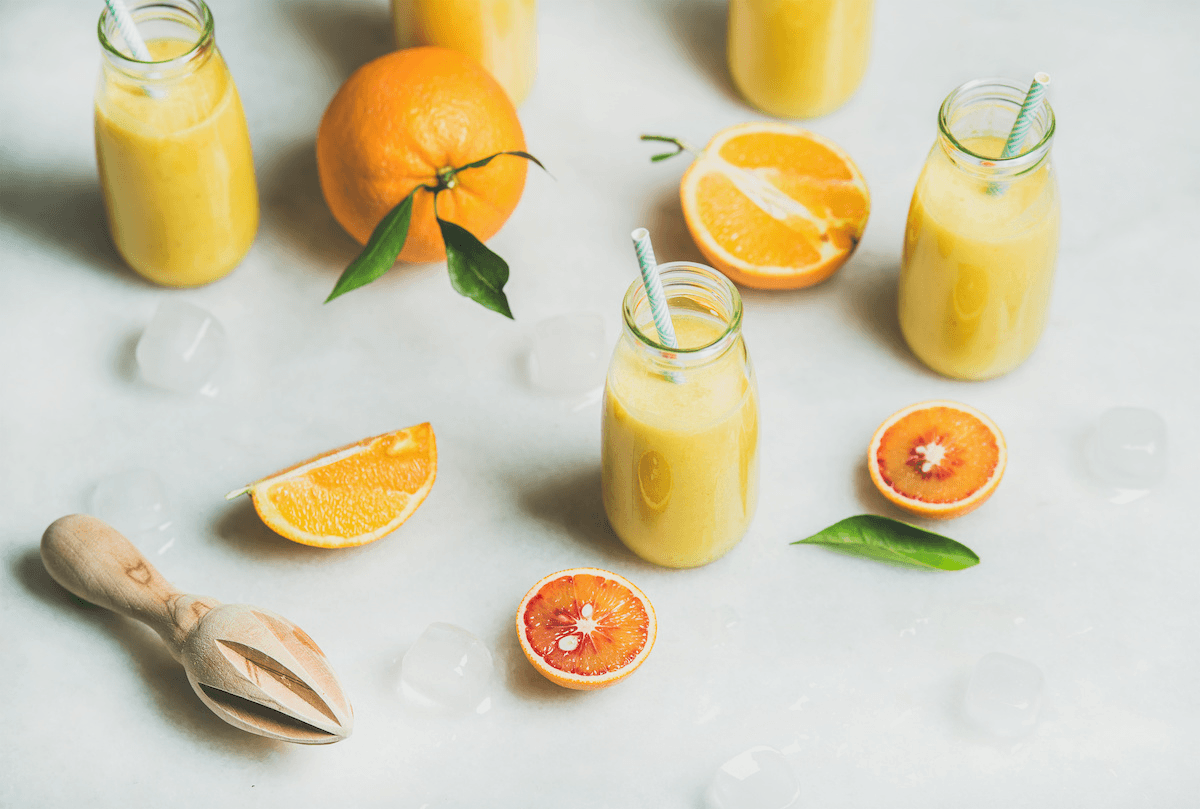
left=40, top=514, right=353, bottom=744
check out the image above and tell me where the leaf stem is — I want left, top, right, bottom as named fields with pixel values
left=640, top=134, right=701, bottom=162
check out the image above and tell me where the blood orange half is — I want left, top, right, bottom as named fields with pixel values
left=868, top=401, right=1006, bottom=520
left=516, top=568, right=656, bottom=690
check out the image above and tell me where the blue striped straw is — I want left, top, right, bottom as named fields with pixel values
left=1001, top=73, right=1051, bottom=158
left=104, top=0, right=152, bottom=61
left=630, top=228, right=678, bottom=349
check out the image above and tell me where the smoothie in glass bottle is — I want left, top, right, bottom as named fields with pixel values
left=727, top=0, right=873, bottom=119
left=391, top=0, right=537, bottom=105
left=95, top=0, right=258, bottom=287
left=602, top=262, right=759, bottom=569
left=898, top=78, right=1059, bottom=380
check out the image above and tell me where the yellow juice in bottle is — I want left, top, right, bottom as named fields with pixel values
left=392, top=0, right=537, bottom=105
left=727, top=0, right=873, bottom=119
left=601, top=265, right=759, bottom=569
left=898, top=79, right=1059, bottom=380
left=95, top=29, right=258, bottom=287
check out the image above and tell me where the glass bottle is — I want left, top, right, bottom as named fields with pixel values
left=727, top=0, right=874, bottom=119
left=95, top=0, right=258, bottom=287
left=898, top=78, right=1059, bottom=380
left=391, top=0, right=537, bottom=106
left=601, top=262, right=760, bottom=569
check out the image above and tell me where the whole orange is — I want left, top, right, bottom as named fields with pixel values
left=316, top=47, right=528, bottom=263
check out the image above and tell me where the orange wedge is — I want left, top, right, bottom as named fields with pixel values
left=680, top=122, right=869, bottom=289
left=236, top=424, right=436, bottom=548
left=516, top=568, right=656, bottom=690
left=868, top=401, right=1006, bottom=520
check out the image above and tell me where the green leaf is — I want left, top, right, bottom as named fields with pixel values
left=792, top=515, right=980, bottom=571
left=455, top=150, right=549, bottom=175
left=325, top=186, right=420, bottom=302
left=437, top=215, right=513, bottom=319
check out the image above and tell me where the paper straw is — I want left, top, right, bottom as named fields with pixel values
left=104, top=0, right=152, bottom=61
left=630, top=228, right=678, bottom=350
left=1001, top=72, right=1051, bottom=158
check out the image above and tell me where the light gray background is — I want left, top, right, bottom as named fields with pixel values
left=2, top=0, right=1197, bottom=806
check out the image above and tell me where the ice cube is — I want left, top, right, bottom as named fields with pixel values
left=91, top=469, right=171, bottom=536
left=399, top=623, right=494, bottom=713
left=1086, top=407, right=1167, bottom=489
left=135, top=300, right=227, bottom=394
left=531, top=312, right=607, bottom=394
left=964, top=652, right=1044, bottom=737
left=706, top=746, right=799, bottom=809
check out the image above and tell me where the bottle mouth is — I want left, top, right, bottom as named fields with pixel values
left=98, top=0, right=213, bottom=74
left=622, top=262, right=742, bottom=364
left=937, top=77, right=1055, bottom=177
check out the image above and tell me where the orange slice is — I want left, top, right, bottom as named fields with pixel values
left=516, top=567, right=656, bottom=690
left=680, top=122, right=869, bottom=289
left=237, top=424, right=436, bottom=548
left=868, top=401, right=1006, bottom=520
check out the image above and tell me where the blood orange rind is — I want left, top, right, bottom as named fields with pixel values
left=243, top=424, right=437, bottom=548
left=516, top=567, right=656, bottom=691
left=867, top=401, right=1006, bottom=520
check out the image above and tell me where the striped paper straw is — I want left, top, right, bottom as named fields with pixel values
left=630, top=228, right=678, bottom=349
left=104, top=0, right=152, bottom=61
left=1001, top=72, right=1051, bottom=158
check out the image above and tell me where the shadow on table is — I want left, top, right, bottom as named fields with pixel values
left=211, top=497, right=338, bottom=565
left=658, top=0, right=741, bottom=106
left=258, top=138, right=359, bottom=276
left=0, top=169, right=142, bottom=286
left=837, top=256, right=939, bottom=378
left=639, top=184, right=706, bottom=265
left=518, top=462, right=653, bottom=571
left=286, top=0, right=395, bottom=84
left=9, top=547, right=281, bottom=756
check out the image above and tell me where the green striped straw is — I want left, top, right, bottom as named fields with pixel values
left=104, top=0, right=152, bottom=61
left=630, top=228, right=678, bottom=349
left=1001, top=72, right=1051, bottom=158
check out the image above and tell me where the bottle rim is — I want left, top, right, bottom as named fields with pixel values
left=937, top=77, right=1056, bottom=177
left=98, top=0, right=214, bottom=72
left=621, top=261, right=743, bottom=364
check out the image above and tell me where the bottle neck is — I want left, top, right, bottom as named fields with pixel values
left=936, top=78, right=1055, bottom=181
left=621, top=263, right=743, bottom=369
left=99, top=0, right=215, bottom=81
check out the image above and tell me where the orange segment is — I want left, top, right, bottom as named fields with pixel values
left=680, top=122, right=869, bottom=290
left=246, top=424, right=436, bottom=548
left=868, top=401, right=1006, bottom=519
left=516, top=568, right=656, bottom=690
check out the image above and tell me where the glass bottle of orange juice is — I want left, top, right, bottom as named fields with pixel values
left=898, top=78, right=1059, bottom=380
left=601, top=262, right=760, bottom=569
left=95, top=0, right=258, bottom=288
left=727, top=0, right=873, bottom=119
left=391, top=0, right=537, bottom=105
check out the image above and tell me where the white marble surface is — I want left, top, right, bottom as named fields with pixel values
left=2, top=0, right=1198, bottom=806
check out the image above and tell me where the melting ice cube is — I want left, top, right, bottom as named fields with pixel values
left=530, top=312, right=607, bottom=394
left=135, top=300, right=227, bottom=394
left=965, top=652, right=1044, bottom=738
left=399, top=623, right=494, bottom=713
left=1086, top=407, right=1167, bottom=490
left=91, top=469, right=171, bottom=537
left=706, top=746, right=799, bottom=809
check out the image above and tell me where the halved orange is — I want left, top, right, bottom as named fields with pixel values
left=680, top=122, right=869, bottom=289
left=516, top=567, right=656, bottom=690
left=231, top=424, right=436, bottom=548
left=868, top=401, right=1006, bottom=520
